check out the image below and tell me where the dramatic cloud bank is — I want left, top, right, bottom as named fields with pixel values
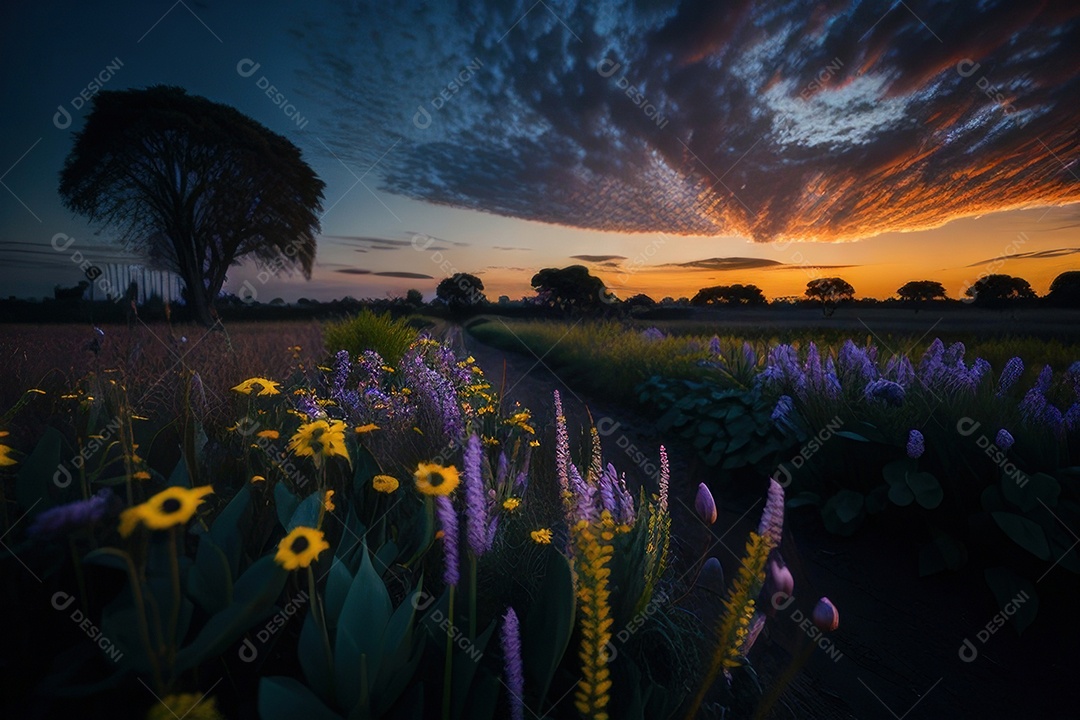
left=301, top=1, right=1080, bottom=242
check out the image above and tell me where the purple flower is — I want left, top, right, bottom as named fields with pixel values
left=554, top=391, right=570, bottom=499
left=1067, top=362, right=1080, bottom=398
left=762, top=557, right=794, bottom=616
left=695, top=483, right=717, bottom=525
left=612, top=466, right=636, bottom=526
left=812, top=597, right=839, bottom=632
left=883, top=355, right=915, bottom=387
left=501, top=607, right=525, bottom=720
left=1018, top=389, right=1047, bottom=425
left=1043, top=404, right=1065, bottom=436
left=709, top=336, right=722, bottom=356
left=839, top=340, right=876, bottom=385
left=435, top=496, right=459, bottom=586
left=943, top=342, right=966, bottom=366
left=1066, top=403, right=1080, bottom=432
left=757, top=478, right=784, bottom=548
left=464, top=434, right=492, bottom=557
left=865, top=379, right=906, bottom=407
left=569, top=464, right=597, bottom=522
left=995, top=429, right=1015, bottom=451
left=997, top=357, right=1024, bottom=395
left=1034, top=365, right=1054, bottom=394
left=495, top=451, right=509, bottom=487
left=641, top=327, right=665, bottom=342
left=28, top=489, right=117, bottom=540
left=658, top=445, right=669, bottom=513
left=771, top=395, right=794, bottom=423
left=598, top=464, right=618, bottom=516
left=742, top=342, right=757, bottom=368
left=906, top=429, right=925, bottom=459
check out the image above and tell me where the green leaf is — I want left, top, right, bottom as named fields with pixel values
left=288, top=492, right=324, bottom=532
left=451, top=620, right=496, bottom=720
left=906, top=472, right=943, bottom=510
left=352, top=443, right=382, bottom=497
left=372, top=588, right=424, bottom=716
left=168, top=455, right=191, bottom=488
left=523, top=549, right=576, bottom=708
left=786, top=491, right=820, bottom=509
left=275, top=483, right=300, bottom=528
left=173, top=556, right=288, bottom=673
left=259, top=677, right=343, bottom=720
left=918, top=531, right=967, bottom=576
left=323, top=559, right=353, bottom=625
left=983, top=567, right=1038, bottom=635
left=335, top=544, right=392, bottom=711
left=834, top=431, right=869, bottom=443
left=822, top=491, right=864, bottom=536
left=298, top=612, right=333, bottom=702
left=882, top=458, right=916, bottom=487
left=865, top=484, right=889, bottom=515
left=16, top=426, right=64, bottom=513
left=991, top=512, right=1050, bottom=560
left=210, top=485, right=251, bottom=576
left=1001, top=471, right=1060, bottom=513
left=188, top=536, right=233, bottom=613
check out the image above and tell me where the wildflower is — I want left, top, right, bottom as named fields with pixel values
left=709, top=336, right=722, bottom=355
left=641, top=327, right=665, bottom=342
left=414, top=462, right=460, bottom=496
left=288, top=419, right=350, bottom=468
left=231, top=377, right=281, bottom=396
left=323, top=490, right=336, bottom=512
left=501, top=607, right=525, bottom=720
left=1065, top=404, right=1080, bottom=432
left=695, top=483, right=717, bottom=525
left=251, top=475, right=266, bottom=483
left=762, top=557, right=794, bottom=616
left=995, top=429, right=1015, bottom=451
left=530, top=528, right=553, bottom=544
left=997, top=357, right=1024, bottom=395
left=435, top=495, right=459, bottom=586
left=0, top=443, right=17, bottom=466
left=274, top=526, right=330, bottom=570
left=572, top=515, right=614, bottom=720
left=812, top=597, right=839, bottom=632
left=757, top=478, right=784, bottom=547
left=864, top=378, right=906, bottom=407
left=132, top=470, right=152, bottom=481
left=146, top=692, right=223, bottom=720
left=256, top=430, right=280, bottom=440
left=529, top=439, right=540, bottom=448
left=119, top=486, right=214, bottom=537
left=354, top=423, right=380, bottom=434
left=906, top=429, right=925, bottom=460
left=658, top=445, right=669, bottom=513
left=372, top=474, right=399, bottom=493
left=464, top=434, right=492, bottom=556
left=28, top=489, right=117, bottom=540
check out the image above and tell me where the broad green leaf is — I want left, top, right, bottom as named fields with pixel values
left=288, top=492, right=324, bottom=532
left=16, top=426, right=65, bottom=513
left=523, top=550, right=575, bottom=709
left=259, top=676, right=342, bottom=720
left=907, top=472, right=943, bottom=510
left=275, top=483, right=300, bottom=528
left=1001, top=471, right=1059, bottom=513
left=991, top=512, right=1050, bottom=560
left=983, top=567, right=1038, bottom=635
left=335, top=544, right=392, bottom=711
left=210, top=485, right=251, bottom=576
left=918, top=531, right=967, bottom=576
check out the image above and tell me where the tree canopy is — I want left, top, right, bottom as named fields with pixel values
left=805, top=277, right=855, bottom=315
left=691, top=283, right=766, bottom=306
left=896, top=280, right=947, bottom=302
left=1046, top=271, right=1080, bottom=307
left=58, top=85, right=325, bottom=325
left=964, top=274, right=1035, bottom=307
left=436, top=273, right=486, bottom=311
left=530, top=265, right=607, bottom=314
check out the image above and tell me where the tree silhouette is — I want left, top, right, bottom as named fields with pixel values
left=897, top=280, right=947, bottom=312
left=964, top=274, right=1035, bottom=307
left=1046, top=271, right=1080, bottom=307
left=691, top=283, right=766, bottom=306
left=531, top=265, right=607, bottom=314
left=405, top=288, right=425, bottom=307
left=436, top=273, right=486, bottom=312
left=59, top=86, right=325, bottom=326
left=805, top=277, right=855, bottom=316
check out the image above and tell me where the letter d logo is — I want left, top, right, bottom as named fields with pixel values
left=956, top=417, right=981, bottom=437
left=236, top=58, right=261, bottom=78
left=238, top=638, right=258, bottom=662
left=52, top=591, right=76, bottom=611
left=413, top=106, right=432, bottom=130
left=53, top=105, right=72, bottom=130
left=958, top=638, right=978, bottom=662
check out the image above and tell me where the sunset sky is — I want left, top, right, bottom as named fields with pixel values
left=1, top=0, right=1077, bottom=303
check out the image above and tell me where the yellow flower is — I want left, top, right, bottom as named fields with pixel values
left=0, top=444, right=18, bottom=467
left=412, top=426, right=423, bottom=434
left=354, top=423, right=380, bottom=435
left=0, top=430, right=8, bottom=437
left=288, top=420, right=350, bottom=468
left=132, top=471, right=151, bottom=481
left=256, top=430, right=280, bottom=440
left=529, top=440, right=540, bottom=448
left=323, top=489, right=336, bottom=512
left=372, top=474, right=399, bottom=493
left=531, top=528, right=553, bottom=544
left=275, top=526, right=330, bottom=570
left=251, top=475, right=266, bottom=483
left=231, top=377, right=281, bottom=396
left=502, top=498, right=521, bottom=512
left=146, top=692, right=223, bottom=720
left=119, top=486, right=214, bottom=537
left=413, top=463, right=460, bottom=496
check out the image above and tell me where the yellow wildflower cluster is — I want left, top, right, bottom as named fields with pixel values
left=231, top=377, right=281, bottom=396
left=572, top=511, right=616, bottom=720
left=504, top=410, right=536, bottom=435
left=288, top=420, right=350, bottom=468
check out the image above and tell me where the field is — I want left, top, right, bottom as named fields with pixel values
left=1, top=311, right=1077, bottom=718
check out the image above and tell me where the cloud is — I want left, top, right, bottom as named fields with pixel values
left=303, top=2, right=1080, bottom=242
left=493, top=246, right=531, bottom=251
left=334, top=268, right=434, bottom=279
left=966, top=247, right=1080, bottom=266
left=571, top=254, right=628, bottom=263
left=666, top=257, right=785, bottom=271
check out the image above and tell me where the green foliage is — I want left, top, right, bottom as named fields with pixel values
left=323, top=309, right=418, bottom=365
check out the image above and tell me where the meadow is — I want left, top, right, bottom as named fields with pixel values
left=0, top=310, right=1076, bottom=718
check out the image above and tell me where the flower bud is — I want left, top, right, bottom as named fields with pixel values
left=763, top=558, right=794, bottom=615
left=695, top=483, right=717, bottom=525
left=812, top=597, right=839, bottom=632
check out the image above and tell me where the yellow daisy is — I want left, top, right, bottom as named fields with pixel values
left=119, top=485, right=214, bottom=537
left=354, top=423, right=380, bottom=435
left=256, top=430, right=280, bottom=440
left=531, top=528, right=553, bottom=545
left=0, top=444, right=18, bottom=467
left=288, top=419, right=350, bottom=468
left=275, top=526, right=330, bottom=570
left=251, top=475, right=266, bottom=483
left=132, top=470, right=151, bottom=481
left=231, top=378, right=281, bottom=396
left=372, top=474, right=399, bottom=493
left=413, top=463, right=460, bottom=496
left=502, top=498, right=521, bottom=512
left=323, top=489, right=336, bottom=512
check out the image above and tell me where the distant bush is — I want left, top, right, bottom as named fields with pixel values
left=323, top=309, right=418, bottom=364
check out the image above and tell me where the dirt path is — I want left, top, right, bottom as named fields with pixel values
left=451, top=322, right=1073, bottom=719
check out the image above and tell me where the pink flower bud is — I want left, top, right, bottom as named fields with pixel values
left=812, top=597, right=839, bottom=632
left=695, top=483, right=717, bottom=525
left=763, top=558, right=794, bottom=615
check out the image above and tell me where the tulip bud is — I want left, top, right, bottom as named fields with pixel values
left=763, top=558, right=794, bottom=615
left=697, top=557, right=725, bottom=595
left=812, top=597, right=839, bottom=632
left=695, top=483, right=717, bottom=525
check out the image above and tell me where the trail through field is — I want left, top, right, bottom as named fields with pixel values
left=448, top=321, right=1073, bottom=719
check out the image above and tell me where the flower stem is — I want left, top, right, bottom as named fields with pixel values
left=442, top=586, right=455, bottom=720
left=469, top=554, right=477, bottom=640
left=167, top=527, right=181, bottom=680
left=308, top=566, right=335, bottom=696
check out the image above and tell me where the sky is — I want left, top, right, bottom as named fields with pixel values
left=1, top=0, right=1078, bottom=304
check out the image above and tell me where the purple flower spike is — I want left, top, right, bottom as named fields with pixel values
left=695, top=483, right=717, bottom=525
left=28, top=489, right=117, bottom=540
left=906, top=429, right=925, bottom=459
left=997, top=357, right=1024, bottom=395
left=435, top=495, right=459, bottom=587
left=464, top=434, right=491, bottom=557
left=995, top=429, right=1015, bottom=451
left=501, top=607, right=525, bottom=720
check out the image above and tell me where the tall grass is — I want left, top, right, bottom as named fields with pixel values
left=322, top=309, right=419, bottom=365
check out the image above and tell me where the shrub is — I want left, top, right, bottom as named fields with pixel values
left=323, top=309, right=418, bottom=365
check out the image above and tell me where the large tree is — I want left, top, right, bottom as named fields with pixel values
left=964, top=274, right=1035, bottom=307
left=531, top=265, right=607, bottom=314
left=59, top=86, right=325, bottom=325
left=897, top=280, right=947, bottom=302
left=436, top=273, right=486, bottom=311
left=805, top=277, right=855, bottom=316
left=1046, top=271, right=1080, bottom=307
left=691, top=283, right=766, bottom=306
